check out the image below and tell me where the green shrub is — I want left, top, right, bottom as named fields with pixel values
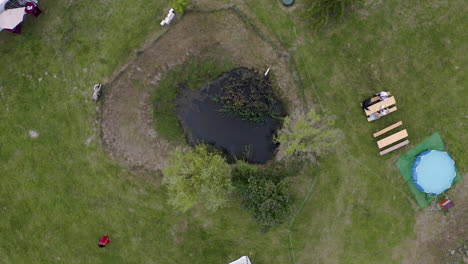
left=232, top=162, right=294, bottom=231
left=306, top=0, right=363, bottom=30
left=163, top=145, right=232, bottom=212
left=275, top=109, right=341, bottom=162
left=172, top=0, right=191, bottom=14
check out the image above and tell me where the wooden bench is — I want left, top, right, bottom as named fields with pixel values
left=377, top=129, right=408, bottom=149
left=373, top=121, right=403, bottom=137
left=364, top=96, right=396, bottom=116
left=379, top=140, right=410, bottom=155
left=367, top=106, right=398, bottom=122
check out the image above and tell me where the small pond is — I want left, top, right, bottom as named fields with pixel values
left=176, top=68, right=284, bottom=163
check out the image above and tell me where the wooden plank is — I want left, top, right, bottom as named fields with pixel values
left=360, top=96, right=381, bottom=107
left=373, top=121, right=403, bottom=137
left=367, top=106, right=398, bottom=122
left=377, top=129, right=408, bottom=149
left=369, top=96, right=381, bottom=103
left=364, top=96, right=396, bottom=116
left=379, top=140, right=410, bottom=155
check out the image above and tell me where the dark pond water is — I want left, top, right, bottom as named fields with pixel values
left=176, top=68, right=283, bottom=163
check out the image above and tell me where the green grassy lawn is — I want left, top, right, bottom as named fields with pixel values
left=1, top=1, right=283, bottom=263
left=0, top=0, right=466, bottom=263
left=247, top=0, right=467, bottom=262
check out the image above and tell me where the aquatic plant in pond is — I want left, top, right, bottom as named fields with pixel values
left=176, top=68, right=285, bottom=163
left=214, top=68, right=281, bottom=123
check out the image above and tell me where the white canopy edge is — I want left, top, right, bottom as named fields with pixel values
left=0, top=0, right=8, bottom=13
left=0, top=7, right=24, bottom=30
left=0, top=0, right=39, bottom=14
left=228, top=256, right=252, bottom=264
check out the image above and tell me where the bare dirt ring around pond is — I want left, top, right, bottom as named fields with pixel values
left=100, top=8, right=301, bottom=172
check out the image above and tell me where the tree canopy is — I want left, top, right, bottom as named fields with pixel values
left=172, top=0, right=191, bottom=14
left=275, top=109, right=341, bottom=162
left=232, top=161, right=294, bottom=231
left=163, top=145, right=232, bottom=212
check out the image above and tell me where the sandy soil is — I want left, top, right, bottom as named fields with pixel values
left=100, top=8, right=300, bottom=172
left=394, top=174, right=468, bottom=263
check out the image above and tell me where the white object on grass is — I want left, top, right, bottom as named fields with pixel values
left=160, top=8, right=175, bottom=26
left=92, top=83, right=102, bottom=102
left=228, top=256, right=252, bottom=264
left=28, top=130, right=39, bottom=138
left=264, top=67, right=270, bottom=76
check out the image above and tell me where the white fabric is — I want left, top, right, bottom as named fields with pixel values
left=160, top=8, right=175, bottom=26
left=228, top=256, right=252, bottom=264
left=378, top=91, right=389, bottom=101
left=0, top=7, right=24, bottom=29
left=167, top=12, right=175, bottom=20
left=1, top=0, right=39, bottom=13
left=0, top=0, right=8, bottom=13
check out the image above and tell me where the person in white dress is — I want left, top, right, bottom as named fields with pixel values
left=375, top=91, right=390, bottom=101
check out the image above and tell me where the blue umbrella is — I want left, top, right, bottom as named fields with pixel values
left=412, top=150, right=456, bottom=194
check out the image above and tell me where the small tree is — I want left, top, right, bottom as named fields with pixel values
left=163, top=145, right=232, bottom=212
left=232, top=162, right=294, bottom=232
left=172, top=0, right=191, bottom=14
left=275, top=109, right=341, bottom=162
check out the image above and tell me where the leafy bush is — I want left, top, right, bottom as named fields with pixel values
left=275, top=109, right=341, bottom=162
left=232, top=162, right=294, bottom=231
left=215, top=68, right=281, bottom=123
left=172, top=0, right=191, bottom=14
left=163, top=145, right=232, bottom=212
left=306, top=0, right=363, bottom=30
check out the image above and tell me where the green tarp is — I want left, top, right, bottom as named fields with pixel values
left=396, top=132, right=463, bottom=208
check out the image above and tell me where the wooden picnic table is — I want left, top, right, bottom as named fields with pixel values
left=364, top=96, right=396, bottom=116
